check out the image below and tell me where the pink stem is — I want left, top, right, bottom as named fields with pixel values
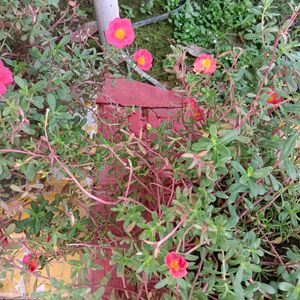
left=0, top=149, right=44, bottom=158
left=144, top=217, right=186, bottom=257
left=44, top=109, right=118, bottom=206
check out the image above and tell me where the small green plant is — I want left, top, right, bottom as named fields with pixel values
left=140, top=0, right=155, bottom=15
left=165, top=0, right=181, bottom=11
left=120, top=4, right=136, bottom=19
left=169, top=0, right=258, bottom=47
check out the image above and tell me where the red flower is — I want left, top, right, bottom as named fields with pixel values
left=0, top=60, right=14, bottom=95
left=165, top=252, right=188, bottom=278
left=184, top=98, right=205, bottom=121
left=22, top=254, right=38, bottom=272
left=266, top=88, right=283, bottom=105
left=46, top=234, right=52, bottom=242
left=193, top=54, right=217, bottom=76
left=133, top=49, right=153, bottom=71
left=105, top=18, right=135, bottom=49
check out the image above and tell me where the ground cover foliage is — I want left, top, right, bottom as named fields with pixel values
left=0, top=0, right=300, bottom=299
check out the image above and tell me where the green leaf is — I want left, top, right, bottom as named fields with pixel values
left=247, top=166, right=254, bottom=177
left=215, top=191, right=228, bottom=199
left=244, top=33, right=258, bottom=40
left=233, top=268, right=245, bottom=299
left=284, top=103, right=300, bottom=114
left=248, top=264, right=261, bottom=272
left=233, top=69, right=244, bottom=82
left=92, top=287, right=105, bottom=299
left=278, top=282, right=294, bottom=292
left=219, top=130, right=239, bottom=145
left=259, top=138, right=281, bottom=149
left=31, top=80, right=47, bottom=93
left=24, top=163, right=36, bottom=181
left=4, top=223, right=16, bottom=236
left=14, top=76, right=27, bottom=89
left=30, top=292, right=51, bottom=298
left=245, top=282, right=259, bottom=294
left=252, top=167, right=273, bottom=179
left=259, top=282, right=276, bottom=295
left=72, top=288, right=91, bottom=297
left=32, top=96, right=44, bottom=109
left=240, top=174, right=249, bottom=185
left=185, top=254, right=199, bottom=261
left=284, top=159, right=298, bottom=180
left=68, top=260, right=81, bottom=266
left=155, top=277, right=171, bottom=289
left=21, top=124, right=36, bottom=135
left=231, top=161, right=246, bottom=174
left=259, top=92, right=271, bottom=103
left=192, top=138, right=212, bottom=151
left=50, top=278, right=61, bottom=289
left=280, top=134, right=297, bottom=160
left=210, top=124, right=218, bottom=140
left=249, top=180, right=266, bottom=197
left=235, top=267, right=243, bottom=283
left=61, top=70, right=73, bottom=81
left=226, top=205, right=239, bottom=229
left=55, top=112, right=72, bottom=120
left=34, top=218, right=41, bottom=236
left=228, top=182, right=248, bottom=194
left=58, top=35, right=70, bottom=48
left=178, top=278, right=192, bottom=289
left=47, top=93, right=56, bottom=111
left=269, top=174, right=281, bottom=191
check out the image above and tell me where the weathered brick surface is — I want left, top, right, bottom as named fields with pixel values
left=96, top=78, right=185, bottom=137
left=96, top=77, right=183, bottom=108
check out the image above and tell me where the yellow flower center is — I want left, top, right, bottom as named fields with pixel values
left=194, top=111, right=202, bottom=120
left=202, top=59, right=211, bottom=68
left=170, top=259, right=180, bottom=271
left=137, top=56, right=145, bottom=65
left=115, top=28, right=125, bottom=40
left=267, top=94, right=276, bottom=103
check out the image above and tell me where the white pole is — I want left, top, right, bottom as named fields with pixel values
left=93, top=0, right=120, bottom=44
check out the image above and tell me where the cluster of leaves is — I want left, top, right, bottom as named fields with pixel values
left=0, top=1, right=300, bottom=300
left=169, top=0, right=258, bottom=48
left=0, top=0, right=120, bottom=297
left=104, top=2, right=300, bottom=300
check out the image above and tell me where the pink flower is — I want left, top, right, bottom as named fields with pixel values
left=193, top=54, right=217, bottom=76
left=22, top=254, right=38, bottom=272
left=266, top=88, right=283, bottom=105
left=165, top=252, right=188, bottom=278
left=0, top=60, right=14, bottom=95
left=184, top=98, right=205, bottom=121
left=133, top=49, right=153, bottom=71
left=105, top=18, right=135, bottom=49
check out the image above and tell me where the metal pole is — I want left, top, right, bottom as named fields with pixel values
left=93, top=0, right=120, bottom=44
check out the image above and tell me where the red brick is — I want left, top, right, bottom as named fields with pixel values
left=98, top=104, right=143, bottom=138
left=96, top=77, right=184, bottom=108
left=148, top=108, right=185, bottom=131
